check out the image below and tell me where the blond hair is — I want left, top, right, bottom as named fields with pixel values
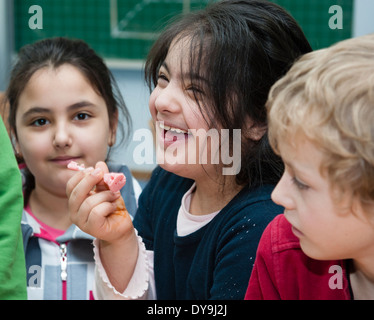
left=267, top=33, right=374, bottom=205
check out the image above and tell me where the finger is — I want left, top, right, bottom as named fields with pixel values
left=84, top=201, right=119, bottom=238
left=95, top=161, right=110, bottom=192
left=85, top=200, right=134, bottom=242
left=72, top=190, right=120, bottom=232
left=96, top=161, right=109, bottom=174
left=66, top=167, right=94, bottom=198
left=68, top=167, right=105, bottom=221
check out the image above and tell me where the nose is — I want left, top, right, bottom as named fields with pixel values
left=53, top=122, right=72, bottom=149
left=271, top=171, right=295, bottom=210
left=151, top=84, right=181, bottom=115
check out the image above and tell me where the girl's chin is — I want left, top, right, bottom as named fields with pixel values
left=157, top=160, right=197, bottom=179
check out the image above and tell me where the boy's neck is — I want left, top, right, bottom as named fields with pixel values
left=350, top=258, right=374, bottom=300
left=28, top=187, right=71, bottom=231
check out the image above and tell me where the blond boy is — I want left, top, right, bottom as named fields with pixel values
left=245, top=34, right=374, bottom=300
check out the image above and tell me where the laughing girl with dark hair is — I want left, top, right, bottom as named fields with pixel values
left=67, top=0, right=311, bottom=300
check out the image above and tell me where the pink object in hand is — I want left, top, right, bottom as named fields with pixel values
left=67, top=161, right=85, bottom=171
left=103, top=173, right=126, bottom=193
left=67, top=161, right=126, bottom=192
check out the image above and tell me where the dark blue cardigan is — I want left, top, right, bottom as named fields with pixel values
left=133, top=166, right=282, bottom=300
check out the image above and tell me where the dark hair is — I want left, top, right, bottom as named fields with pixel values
left=145, top=0, right=312, bottom=188
left=5, top=37, right=131, bottom=204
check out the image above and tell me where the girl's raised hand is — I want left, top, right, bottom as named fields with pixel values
left=66, top=161, right=134, bottom=244
left=67, top=161, right=139, bottom=292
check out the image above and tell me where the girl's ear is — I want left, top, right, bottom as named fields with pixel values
left=108, top=110, right=119, bottom=147
left=244, top=118, right=267, bottom=141
left=11, top=129, right=23, bottom=159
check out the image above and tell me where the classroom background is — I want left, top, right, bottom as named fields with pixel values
left=1, top=0, right=374, bottom=186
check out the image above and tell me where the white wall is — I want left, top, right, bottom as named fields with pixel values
left=353, top=0, right=374, bottom=37
left=110, top=68, right=156, bottom=173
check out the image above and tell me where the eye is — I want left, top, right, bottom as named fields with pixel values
left=31, top=118, right=49, bottom=127
left=291, top=177, right=309, bottom=191
left=157, top=71, right=169, bottom=85
left=74, top=113, right=91, bottom=121
left=186, top=85, right=204, bottom=94
left=185, top=78, right=206, bottom=98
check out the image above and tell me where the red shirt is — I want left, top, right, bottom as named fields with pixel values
left=245, top=214, right=352, bottom=300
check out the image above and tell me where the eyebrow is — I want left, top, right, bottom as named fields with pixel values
left=284, top=159, right=305, bottom=172
left=22, top=101, right=96, bottom=120
left=189, top=73, right=209, bottom=85
left=284, top=158, right=317, bottom=181
left=160, top=61, right=169, bottom=73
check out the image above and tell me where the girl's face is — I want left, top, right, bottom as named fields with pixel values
left=15, top=64, right=116, bottom=197
left=149, top=38, right=219, bottom=181
left=271, top=136, right=374, bottom=261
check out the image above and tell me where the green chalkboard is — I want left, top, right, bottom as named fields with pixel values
left=14, top=0, right=353, bottom=61
left=273, top=0, right=353, bottom=50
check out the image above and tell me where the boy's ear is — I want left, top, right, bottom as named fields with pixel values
left=108, top=110, right=119, bottom=147
left=350, top=195, right=373, bottom=223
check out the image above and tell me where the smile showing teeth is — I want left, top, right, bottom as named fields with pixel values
left=159, top=122, right=188, bottom=134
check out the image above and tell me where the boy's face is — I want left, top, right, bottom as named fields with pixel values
left=271, top=136, right=374, bottom=261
